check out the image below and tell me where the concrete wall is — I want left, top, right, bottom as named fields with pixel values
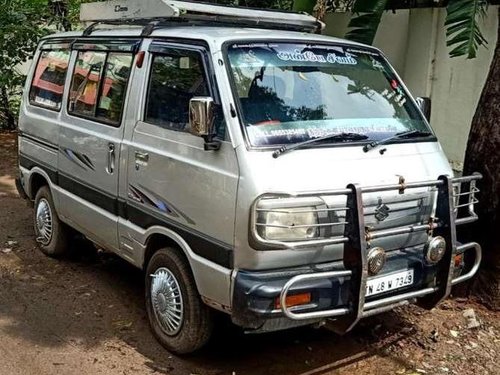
left=324, top=6, right=499, bottom=169
left=324, top=10, right=410, bottom=74
left=420, top=7, right=498, bottom=169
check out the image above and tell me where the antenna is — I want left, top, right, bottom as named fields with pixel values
left=80, top=0, right=324, bottom=34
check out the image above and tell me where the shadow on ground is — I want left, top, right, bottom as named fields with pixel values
left=0, top=218, right=417, bottom=375
left=0, top=131, right=417, bottom=374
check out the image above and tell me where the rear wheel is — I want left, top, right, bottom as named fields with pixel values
left=145, top=248, right=213, bottom=354
left=33, top=186, right=70, bottom=257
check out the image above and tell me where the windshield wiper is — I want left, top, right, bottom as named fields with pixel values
left=363, top=130, right=433, bottom=153
left=272, top=132, right=369, bottom=158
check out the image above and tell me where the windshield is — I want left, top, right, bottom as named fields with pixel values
left=227, top=42, right=431, bottom=147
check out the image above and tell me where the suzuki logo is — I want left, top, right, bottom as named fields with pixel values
left=375, top=198, right=390, bottom=221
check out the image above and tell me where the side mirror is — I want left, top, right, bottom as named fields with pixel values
left=189, top=97, right=220, bottom=151
left=416, top=97, right=432, bottom=122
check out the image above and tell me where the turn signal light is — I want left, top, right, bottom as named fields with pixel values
left=275, top=292, right=311, bottom=309
left=454, top=254, right=464, bottom=267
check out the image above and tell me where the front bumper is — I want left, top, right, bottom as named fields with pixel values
left=232, top=174, right=482, bottom=332
left=232, top=242, right=481, bottom=331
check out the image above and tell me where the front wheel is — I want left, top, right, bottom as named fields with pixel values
left=145, top=248, right=213, bottom=354
left=33, top=186, right=70, bottom=257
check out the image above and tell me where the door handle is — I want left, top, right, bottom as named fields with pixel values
left=107, top=143, right=115, bottom=174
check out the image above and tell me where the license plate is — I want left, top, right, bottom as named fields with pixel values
left=366, top=269, right=414, bottom=297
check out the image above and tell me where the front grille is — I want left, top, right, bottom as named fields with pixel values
left=251, top=175, right=480, bottom=250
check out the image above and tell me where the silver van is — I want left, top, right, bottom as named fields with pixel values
left=16, top=0, right=482, bottom=354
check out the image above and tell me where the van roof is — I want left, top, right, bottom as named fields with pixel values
left=42, top=26, right=374, bottom=51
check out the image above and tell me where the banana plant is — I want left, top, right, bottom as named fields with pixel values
left=344, top=0, right=388, bottom=45
left=445, top=0, right=489, bottom=58
left=343, top=0, right=490, bottom=59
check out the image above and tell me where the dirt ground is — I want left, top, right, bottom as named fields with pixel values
left=0, top=131, right=498, bottom=375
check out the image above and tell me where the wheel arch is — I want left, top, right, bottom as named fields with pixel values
left=142, top=227, right=199, bottom=281
left=26, top=167, right=53, bottom=199
left=141, top=226, right=232, bottom=311
left=144, top=231, right=187, bottom=271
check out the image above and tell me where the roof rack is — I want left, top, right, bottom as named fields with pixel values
left=80, top=0, right=324, bottom=36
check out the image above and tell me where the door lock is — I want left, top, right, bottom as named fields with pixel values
left=135, top=151, right=149, bottom=170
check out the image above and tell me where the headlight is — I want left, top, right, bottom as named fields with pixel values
left=257, top=207, right=319, bottom=241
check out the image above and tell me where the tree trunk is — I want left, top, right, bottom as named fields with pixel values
left=0, top=86, right=16, bottom=130
left=49, top=0, right=72, bottom=31
left=462, top=10, right=500, bottom=310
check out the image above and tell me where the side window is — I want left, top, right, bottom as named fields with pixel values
left=69, top=51, right=106, bottom=117
left=69, top=50, right=133, bottom=126
left=97, top=53, right=133, bottom=124
left=29, top=49, right=71, bottom=110
left=145, top=50, right=209, bottom=132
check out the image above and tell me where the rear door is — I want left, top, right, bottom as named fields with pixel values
left=57, top=39, right=138, bottom=250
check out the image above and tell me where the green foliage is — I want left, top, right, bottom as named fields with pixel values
left=0, top=0, right=51, bottom=128
left=445, top=0, right=489, bottom=58
left=293, top=0, right=342, bottom=17
left=0, top=0, right=98, bottom=128
left=293, top=0, right=316, bottom=12
left=344, top=0, right=490, bottom=59
left=0, top=0, right=49, bottom=88
left=66, top=0, right=105, bottom=28
left=344, top=0, right=389, bottom=45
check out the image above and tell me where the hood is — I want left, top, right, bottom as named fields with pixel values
left=239, top=141, right=453, bottom=253
left=242, top=141, right=452, bottom=193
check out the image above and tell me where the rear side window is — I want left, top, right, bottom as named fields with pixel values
left=145, top=50, right=209, bottom=132
left=97, top=53, right=133, bottom=124
left=29, top=49, right=71, bottom=110
left=69, top=51, right=106, bottom=117
left=69, top=51, right=133, bottom=126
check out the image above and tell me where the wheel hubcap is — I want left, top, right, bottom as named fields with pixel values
left=36, top=198, right=53, bottom=245
left=151, top=267, right=184, bottom=336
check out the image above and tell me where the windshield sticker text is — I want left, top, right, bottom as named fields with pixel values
left=276, top=50, right=358, bottom=65
left=250, top=124, right=401, bottom=139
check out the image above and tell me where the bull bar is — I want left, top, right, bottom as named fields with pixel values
left=263, top=174, right=483, bottom=332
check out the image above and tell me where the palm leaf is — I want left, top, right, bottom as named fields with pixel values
left=345, top=0, right=389, bottom=45
left=445, top=0, right=488, bottom=59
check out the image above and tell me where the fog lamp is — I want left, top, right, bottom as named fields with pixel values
left=367, top=247, right=386, bottom=275
left=425, top=236, right=447, bottom=264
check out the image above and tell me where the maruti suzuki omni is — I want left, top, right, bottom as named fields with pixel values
left=16, top=0, right=482, bottom=354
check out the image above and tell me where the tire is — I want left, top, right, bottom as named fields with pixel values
left=145, top=248, right=213, bottom=354
left=33, top=186, right=70, bottom=257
